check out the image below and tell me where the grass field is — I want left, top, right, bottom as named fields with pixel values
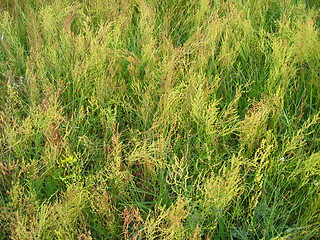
left=1, top=0, right=320, bottom=239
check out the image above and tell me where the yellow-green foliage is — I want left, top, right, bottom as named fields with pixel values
left=1, top=0, right=320, bottom=239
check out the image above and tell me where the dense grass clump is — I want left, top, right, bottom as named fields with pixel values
left=1, top=0, right=320, bottom=239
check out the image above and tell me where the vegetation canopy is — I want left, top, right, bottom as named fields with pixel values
left=0, top=0, right=320, bottom=239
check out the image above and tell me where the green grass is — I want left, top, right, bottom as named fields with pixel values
left=1, top=0, right=320, bottom=239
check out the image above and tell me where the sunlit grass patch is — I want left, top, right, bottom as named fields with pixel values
left=1, top=0, right=320, bottom=239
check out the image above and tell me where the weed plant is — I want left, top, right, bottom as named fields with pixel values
left=1, top=0, right=320, bottom=239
